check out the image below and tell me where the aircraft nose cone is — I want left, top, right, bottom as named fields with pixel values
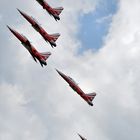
left=55, top=69, right=63, bottom=76
left=17, top=8, right=22, bottom=14
left=17, top=9, right=24, bottom=15
left=55, top=68, right=60, bottom=73
left=17, top=8, right=20, bottom=12
left=7, top=25, right=13, bottom=32
left=7, top=25, right=11, bottom=30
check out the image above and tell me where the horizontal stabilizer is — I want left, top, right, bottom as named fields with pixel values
left=40, top=52, right=51, bottom=60
left=50, top=33, right=60, bottom=42
left=53, top=7, right=64, bottom=15
left=86, top=92, right=96, bottom=101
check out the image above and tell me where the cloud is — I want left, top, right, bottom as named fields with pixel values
left=0, top=0, right=97, bottom=140
left=0, top=83, right=48, bottom=140
left=1, top=0, right=140, bottom=140
left=96, top=14, right=113, bottom=24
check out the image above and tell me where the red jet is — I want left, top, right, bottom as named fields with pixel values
left=36, top=0, right=64, bottom=21
left=56, top=69, right=96, bottom=106
left=17, top=9, right=60, bottom=48
left=7, top=26, right=51, bottom=67
left=78, top=134, right=87, bottom=140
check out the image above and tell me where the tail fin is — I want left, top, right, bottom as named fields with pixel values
left=86, top=92, right=96, bottom=101
left=50, top=33, right=60, bottom=42
left=53, top=7, right=64, bottom=15
left=40, top=52, right=51, bottom=60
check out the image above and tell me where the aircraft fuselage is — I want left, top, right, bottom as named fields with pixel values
left=7, top=26, right=47, bottom=67
left=18, top=9, right=57, bottom=47
left=56, top=69, right=94, bottom=106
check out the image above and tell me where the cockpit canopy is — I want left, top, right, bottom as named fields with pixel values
left=68, top=76, right=78, bottom=85
left=22, top=34, right=28, bottom=40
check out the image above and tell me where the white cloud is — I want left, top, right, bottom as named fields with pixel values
left=96, top=14, right=113, bottom=24
left=0, top=83, right=48, bottom=140
left=1, top=0, right=140, bottom=140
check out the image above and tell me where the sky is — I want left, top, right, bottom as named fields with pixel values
left=78, top=0, right=118, bottom=52
left=0, top=0, right=140, bottom=140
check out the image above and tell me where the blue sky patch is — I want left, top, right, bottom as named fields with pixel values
left=77, top=0, right=118, bottom=53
